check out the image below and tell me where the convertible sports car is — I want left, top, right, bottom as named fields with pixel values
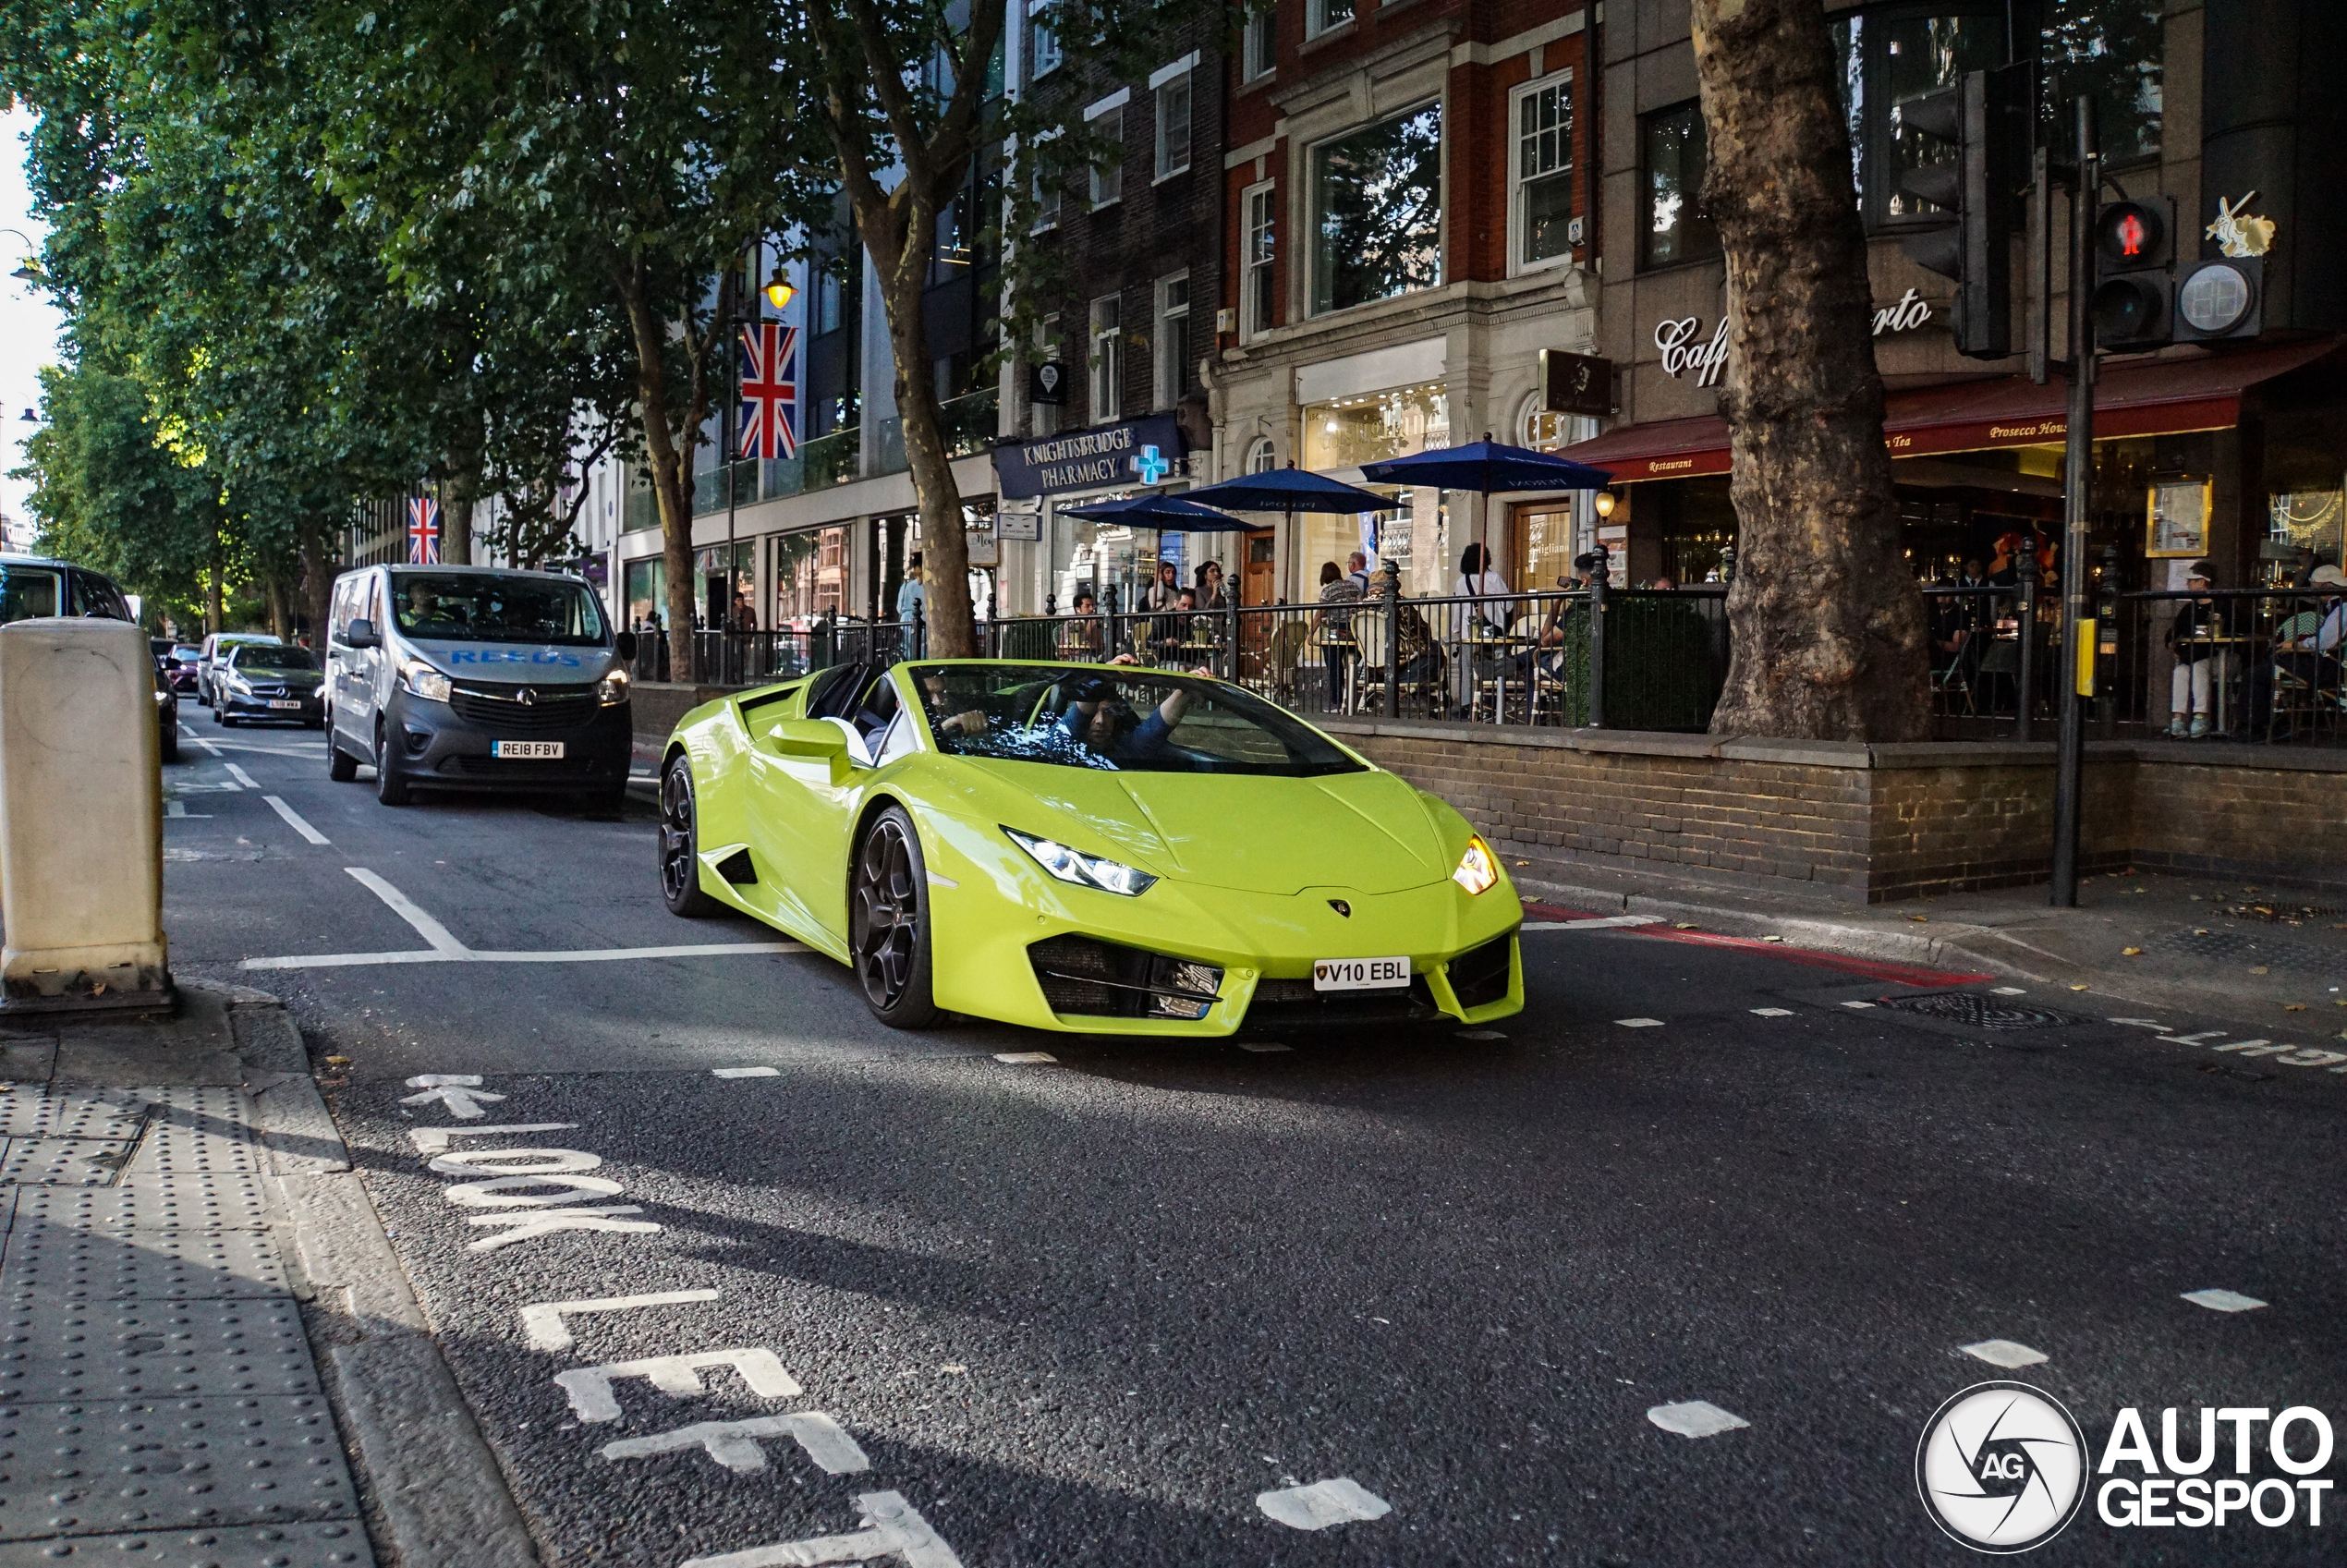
left=658, top=659, right=1522, bottom=1034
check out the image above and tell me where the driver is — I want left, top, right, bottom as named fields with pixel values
left=404, top=581, right=440, bottom=625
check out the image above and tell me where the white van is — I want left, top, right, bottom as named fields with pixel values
left=324, top=565, right=636, bottom=807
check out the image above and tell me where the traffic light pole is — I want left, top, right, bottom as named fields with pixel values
left=2050, top=96, right=2099, bottom=907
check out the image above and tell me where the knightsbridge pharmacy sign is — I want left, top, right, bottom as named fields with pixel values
left=994, top=414, right=1184, bottom=500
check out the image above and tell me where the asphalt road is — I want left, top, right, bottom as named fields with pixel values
left=160, top=701, right=2347, bottom=1566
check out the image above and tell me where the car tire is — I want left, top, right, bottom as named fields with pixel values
left=658, top=755, right=721, bottom=917
left=195, top=686, right=209, bottom=709
left=373, top=724, right=411, bottom=806
left=328, top=741, right=358, bottom=783
left=851, top=806, right=941, bottom=1029
left=159, top=724, right=178, bottom=765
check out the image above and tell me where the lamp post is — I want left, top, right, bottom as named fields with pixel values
left=0, top=229, right=43, bottom=285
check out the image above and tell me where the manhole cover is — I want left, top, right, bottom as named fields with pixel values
left=2221, top=904, right=2344, bottom=924
left=2151, top=928, right=2344, bottom=976
left=1881, top=992, right=2092, bottom=1029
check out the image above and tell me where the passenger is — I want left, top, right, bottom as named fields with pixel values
left=1056, top=663, right=1211, bottom=761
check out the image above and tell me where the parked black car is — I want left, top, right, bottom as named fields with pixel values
left=213, top=642, right=324, bottom=727
left=155, top=665, right=179, bottom=763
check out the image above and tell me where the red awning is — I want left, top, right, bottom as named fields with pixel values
left=1561, top=338, right=2342, bottom=482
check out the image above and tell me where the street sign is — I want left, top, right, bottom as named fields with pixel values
left=1538, top=350, right=1613, bottom=417
left=1028, top=361, right=1068, bottom=404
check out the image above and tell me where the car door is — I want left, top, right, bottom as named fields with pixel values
left=746, top=674, right=902, bottom=945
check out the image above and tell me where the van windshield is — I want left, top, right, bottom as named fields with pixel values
left=391, top=574, right=608, bottom=646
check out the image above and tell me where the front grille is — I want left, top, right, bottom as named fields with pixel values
left=1242, top=978, right=1442, bottom=1030
left=1446, top=932, right=1514, bottom=1009
left=442, top=755, right=611, bottom=778
left=450, top=682, right=602, bottom=735
left=1028, top=935, right=1222, bottom=1020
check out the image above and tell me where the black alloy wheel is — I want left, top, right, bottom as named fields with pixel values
left=373, top=722, right=411, bottom=806
left=659, top=755, right=719, bottom=917
left=850, top=806, right=939, bottom=1028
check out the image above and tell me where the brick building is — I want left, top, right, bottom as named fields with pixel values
left=1205, top=0, right=1603, bottom=609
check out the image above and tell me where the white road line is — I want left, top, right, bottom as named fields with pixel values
left=600, top=1412, right=870, bottom=1476
left=262, top=795, right=331, bottom=845
left=2181, top=1288, right=2267, bottom=1313
left=1257, top=1478, right=1392, bottom=1531
left=678, top=1492, right=958, bottom=1568
left=467, top=1206, right=659, bottom=1252
left=1521, top=915, right=1664, bottom=931
left=347, top=868, right=468, bottom=953
left=188, top=735, right=223, bottom=756
left=2109, top=1017, right=2171, bottom=1029
left=410, top=1123, right=580, bottom=1153
left=2171, top=1031, right=2228, bottom=1044
left=1238, top=1042, right=1293, bottom=1053
left=1648, top=1401, right=1750, bottom=1438
left=712, top=1066, right=780, bottom=1078
left=1749, top=1007, right=1794, bottom=1017
left=233, top=867, right=809, bottom=969
left=1991, top=986, right=2028, bottom=996
left=225, top=762, right=261, bottom=788
left=1961, top=1339, right=2049, bottom=1368
left=520, top=1290, right=723, bottom=1352
left=554, top=1349, right=801, bottom=1423
left=1841, top=1001, right=1877, bottom=1009
left=399, top=1075, right=505, bottom=1120
left=995, top=1051, right=1057, bottom=1064
left=1614, top=1017, right=1663, bottom=1028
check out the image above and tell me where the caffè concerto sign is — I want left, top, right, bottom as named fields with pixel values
left=1655, top=288, right=1939, bottom=388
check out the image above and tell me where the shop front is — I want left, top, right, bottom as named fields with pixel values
left=1558, top=341, right=2347, bottom=592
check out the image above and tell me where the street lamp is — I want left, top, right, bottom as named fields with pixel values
left=18, top=410, right=36, bottom=424
left=1, top=229, right=43, bottom=284
left=1593, top=490, right=1617, bottom=518
left=761, top=275, right=797, bottom=312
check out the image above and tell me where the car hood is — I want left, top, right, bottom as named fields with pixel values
left=241, top=670, right=322, bottom=687
left=407, top=640, right=615, bottom=684
left=956, top=761, right=1455, bottom=895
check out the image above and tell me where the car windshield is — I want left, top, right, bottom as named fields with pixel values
left=391, top=573, right=607, bottom=646
left=235, top=648, right=318, bottom=673
left=909, top=662, right=1364, bottom=777
left=174, top=646, right=201, bottom=660
left=0, top=565, right=65, bottom=625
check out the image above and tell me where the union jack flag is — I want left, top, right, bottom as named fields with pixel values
left=407, top=497, right=441, bottom=565
left=736, top=322, right=800, bottom=462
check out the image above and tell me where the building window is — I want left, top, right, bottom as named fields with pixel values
left=1311, top=102, right=1443, bottom=316
left=1241, top=180, right=1277, bottom=339
left=1307, top=0, right=1354, bottom=39
left=1154, top=69, right=1193, bottom=180
left=1088, top=295, right=1122, bottom=423
left=1154, top=273, right=1190, bottom=409
left=1241, top=5, right=1276, bottom=81
left=1087, top=102, right=1124, bottom=208
left=1027, top=0, right=1061, bottom=79
left=1830, top=7, right=2008, bottom=231
left=1639, top=100, right=1721, bottom=270
left=2043, top=0, right=2162, bottom=165
left=1246, top=436, right=1277, bottom=474
left=1512, top=70, right=1575, bottom=272
left=1301, top=381, right=1450, bottom=470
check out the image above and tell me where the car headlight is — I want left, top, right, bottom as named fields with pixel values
left=225, top=675, right=251, bottom=695
left=1004, top=827, right=1158, bottom=897
left=401, top=661, right=452, bottom=703
left=1453, top=833, right=1499, bottom=895
left=597, top=669, right=630, bottom=706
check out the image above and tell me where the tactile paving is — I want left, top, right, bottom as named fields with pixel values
left=1, top=1222, right=288, bottom=1302
left=0, top=1518, right=372, bottom=1564
left=15, top=1178, right=270, bottom=1233
left=122, top=1092, right=261, bottom=1185
left=0, top=1298, right=318, bottom=1404
left=0, top=1395, right=359, bottom=1539
left=0, top=1138, right=137, bottom=1187
left=0, top=1087, right=151, bottom=1140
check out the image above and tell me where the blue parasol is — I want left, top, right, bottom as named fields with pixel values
left=1357, top=439, right=1612, bottom=492
left=1060, top=493, right=1257, bottom=532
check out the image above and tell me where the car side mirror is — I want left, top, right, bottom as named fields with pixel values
left=344, top=618, right=379, bottom=650
left=761, top=717, right=868, bottom=781
left=614, top=630, right=638, bottom=661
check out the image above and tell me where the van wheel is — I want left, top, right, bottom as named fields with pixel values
left=659, top=756, right=720, bottom=917
left=374, top=724, right=411, bottom=806
left=328, top=742, right=358, bottom=783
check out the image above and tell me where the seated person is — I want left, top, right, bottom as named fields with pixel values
left=1054, top=661, right=1212, bottom=762
left=1056, top=590, right=1105, bottom=659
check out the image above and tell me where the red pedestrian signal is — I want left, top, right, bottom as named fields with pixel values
left=2091, top=200, right=2177, bottom=352
left=2094, top=202, right=2168, bottom=270
left=2115, top=213, right=2146, bottom=257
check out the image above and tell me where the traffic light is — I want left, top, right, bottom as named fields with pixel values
left=1898, top=63, right=2029, bottom=359
left=2089, top=197, right=2176, bottom=351
left=2174, top=255, right=2263, bottom=342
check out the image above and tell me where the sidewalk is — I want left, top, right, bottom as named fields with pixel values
left=1503, top=844, right=2347, bottom=1032
left=0, top=982, right=533, bottom=1568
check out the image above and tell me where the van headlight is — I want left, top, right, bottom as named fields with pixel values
left=1004, top=827, right=1157, bottom=896
left=401, top=661, right=452, bottom=703
left=1453, top=833, right=1499, bottom=895
left=597, top=669, right=630, bottom=706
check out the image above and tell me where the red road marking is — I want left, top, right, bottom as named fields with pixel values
left=1518, top=902, right=1990, bottom=988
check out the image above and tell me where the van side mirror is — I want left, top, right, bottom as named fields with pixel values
left=614, top=630, right=638, bottom=661
left=344, top=618, right=379, bottom=650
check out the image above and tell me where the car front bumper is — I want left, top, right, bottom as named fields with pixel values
left=922, top=821, right=1523, bottom=1034
left=387, top=691, right=632, bottom=792
left=219, top=688, right=324, bottom=722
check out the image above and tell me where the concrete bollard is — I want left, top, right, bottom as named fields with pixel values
left=0, top=617, right=173, bottom=1011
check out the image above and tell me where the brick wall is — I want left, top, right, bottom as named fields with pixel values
left=1318, top=718, right=2347, bottom=901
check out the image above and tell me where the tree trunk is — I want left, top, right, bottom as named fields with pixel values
left=265, top=576, right=288, bottom=640
left=298, top=520, right=334, bottom=647
left=1692, top=0, right=1930, bottom=743
left=441, top=445, right=478, bottom=566
left=621, top=277, right=701, bottom=686
left=207, top=557, right=225, bottom=635
left=863, top=205, right=975, bottom=658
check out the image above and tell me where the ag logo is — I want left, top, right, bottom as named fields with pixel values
left=1915, top=1381, right=2088, bottom=1553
